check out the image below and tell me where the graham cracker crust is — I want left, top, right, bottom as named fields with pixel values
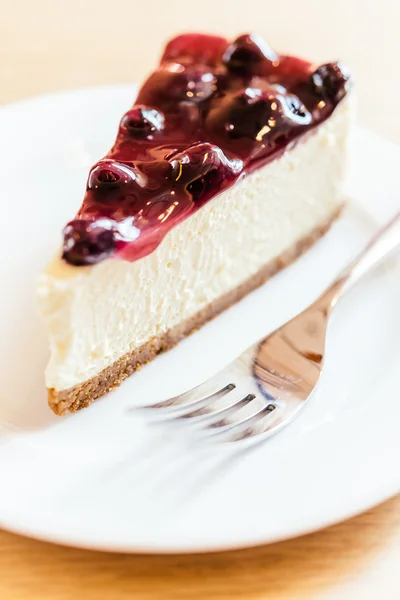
left=48, top=208, right=342, bottom=415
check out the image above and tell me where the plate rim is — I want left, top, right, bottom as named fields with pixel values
left=0, top=485, right=398, bottom=555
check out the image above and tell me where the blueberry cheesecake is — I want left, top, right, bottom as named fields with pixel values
left=38, top=33, right=352, bottom=414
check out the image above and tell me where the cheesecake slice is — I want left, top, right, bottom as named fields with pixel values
left=38, top=33, right=351, bottom=415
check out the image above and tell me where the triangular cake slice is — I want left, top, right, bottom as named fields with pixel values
left=38, top=33, right=351, bottom=414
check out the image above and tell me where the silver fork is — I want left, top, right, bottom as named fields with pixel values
left=140, top=213, right=400, bottom=445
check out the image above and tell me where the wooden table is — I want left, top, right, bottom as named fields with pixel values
left=1, top=1, right=399, bottom=597
left=0, top=497, right=399, bottom=599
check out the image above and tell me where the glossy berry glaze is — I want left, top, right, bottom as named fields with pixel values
left=63, top=33, right=350, bottom=266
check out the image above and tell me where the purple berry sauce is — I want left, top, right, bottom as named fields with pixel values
left=62, top=33, right=350, bottom=266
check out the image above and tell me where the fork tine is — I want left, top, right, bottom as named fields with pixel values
left=208, top=398, right=306, bottom=444
left=137, top=365, right=236, bottom=413
left=199, top=402, right=279, bottom=442
left=164, top=390, right=257, bottom=425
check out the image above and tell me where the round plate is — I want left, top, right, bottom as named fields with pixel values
left=0, top=86, right=399, bottom=553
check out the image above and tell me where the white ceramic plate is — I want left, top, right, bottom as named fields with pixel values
left=0, top=85, right=399, bottom=553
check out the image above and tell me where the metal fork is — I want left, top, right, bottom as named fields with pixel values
left=140, top=213, right=400, bottom=445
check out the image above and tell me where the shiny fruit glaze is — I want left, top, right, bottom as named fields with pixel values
left=62, top=33, right=350, bottom=266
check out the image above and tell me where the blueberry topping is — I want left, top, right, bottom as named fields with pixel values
left=281, top=94, right=312, bottom=125
left=138, top=64, right=218, bottom=107
left=206, top=88, right=311, bottom=159
left=161, top=33, right=228, bottom=66
left=310, top=62, right=349, bottom=103
left=87, top=160, right=139, bottom=192
left=222, top=34, right=278, bottom=76
left=168, top=143, right=242, bottom=202
left=62, top=220, right=116, bottom=266
left=171, top=66, right=217, bottom=102
left=62, top=33, right=350, bottom=266
left=120, top=107, right=164, bottom=139
left=97, top=170, right=119, bottom=184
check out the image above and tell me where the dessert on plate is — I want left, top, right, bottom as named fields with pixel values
left=38, top=32, right=352, bottom=415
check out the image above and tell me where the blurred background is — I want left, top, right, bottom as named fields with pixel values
left=1, top=2, right=400, bottom=599
left=0, top=0, right=399, bottom=142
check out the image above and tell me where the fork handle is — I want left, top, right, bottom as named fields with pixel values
left=329, top=211, right=400, bottom=305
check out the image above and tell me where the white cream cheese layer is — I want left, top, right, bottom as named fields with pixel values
left=38, top=101, right=351, bottom=391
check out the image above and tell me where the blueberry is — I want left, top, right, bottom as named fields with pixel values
left=137, top=64, right=218, bottom=107
left=167, top=142, right=242, bottom=202
left=205, top=88, right=311, bottom=159
left=119, top=106, right=164, bottom=139
left=87, top=160, right=138, bottom=192
left=62, top=219, right=116, bottom=266
left=281, top=94, right=312, bottom=125
left=171, top=66, right=217, bottom=102
left=161, top=33, right=228, bottom=66
left=310, top=62, right=349, bottom=102
left=222, top=34, right=278, bottom=76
